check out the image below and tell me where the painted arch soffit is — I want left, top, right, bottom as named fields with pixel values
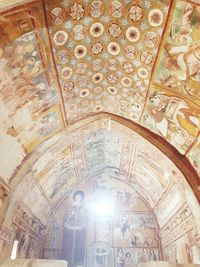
left=4, top=116, right=200, bottom=227
left=0, top=0, right=199, bottom=185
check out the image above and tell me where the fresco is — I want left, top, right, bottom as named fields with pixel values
left=45, top=0, right=171, bottom=123
left=23, top=185, right=52, bottom=225
left=187, top=135, right=200, bottom=176
left=0, top=110, right=25, bottom=183
left=0, top=0, right=32, bottom=11
left=0, top=0, right=199, bottom=190
left=113, top=214, right=157, bottom=247
left=154, top=183, right=185, bottom=227
left=45, top=179, right=160, bottom=267
left=18, top=231, right=30, bottom=259
left=2, top=117, right=199, bottom=228
left=0, top=2, right=64, bottom=167
left=0, top=0, right=200, bottom=262
left=142, top=86, right=200, bottom=154
left=87, top=243, right=114, bottom=267
left=85, top=129, right=122, bottom=178
left=29, top=142, right=83, bottom=204
left=115, top=247, right=159, bottom=266
left=154, top=0, right=200, bottom=104
left=0, top=117, right=199, bottom=263
left=27, top=238, right=40, bottom=259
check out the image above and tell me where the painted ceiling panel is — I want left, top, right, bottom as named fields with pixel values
left=154, top=0, right=200, bottom=105
left=141, top=85, right=200, bottom=154
left=44, top=0, right=171, bottom=123
left=0, top=2, right=65, bottom=157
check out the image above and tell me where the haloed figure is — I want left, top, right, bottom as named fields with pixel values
left=64, top=191, right=87, bottom=230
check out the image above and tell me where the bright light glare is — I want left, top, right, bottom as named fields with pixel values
left=11, top=240, right=18, bottom=260
left=94, top=200, right=113, bottom=216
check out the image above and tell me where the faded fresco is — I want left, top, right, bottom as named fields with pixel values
left=187, top=135, right=200, bottom=176
left=142, top=86, right=200, bottom=154
left=0, top=2, right=64, bottom=182
left=0, top=0, right=199, bottom=187
left=0, top=118, right=199, bottom=264
left=45, top=0, right=171, bottom=123
left=11, top=204, right=45, bottom=260
left=154, top=0, right=200, bottom=104
left=45, top=180, right=161, bottom=267
left=0, top=0, right=200, bottom=264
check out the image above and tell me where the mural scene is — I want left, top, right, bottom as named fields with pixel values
left=44, top=180, right=161, bottom=267
left=0, top=117, right=199, bottom=264
left=0, top=0, right=199, bottom=187
left=0, top=0, right=199, bottom=264
left=0, top=0, right=199, bottom=184
left=155, top=0, right=200, bottom=104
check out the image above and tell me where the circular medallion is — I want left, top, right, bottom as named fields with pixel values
left=57, top=50, right=70, bottom=64
left=70, top=3, right=85, bottom=20
left=91, top=42, right=103, bottom=55
left=80, top=89, right=89, bottom=98
left=53, top=30, right=68, bottom=46
left=94, top=105, right=103, bottom=112
left=124, top=45, right=136, bottom=58
left=108, top=59, right=118, bottom=71
left=123, top=62, right=134, bottom=74
left=110, top=1, right=124, bottom=18
left=126, top=26, right=140, bottom=42
left=51, top=7, right=65, bottom=25
left=62, top=67, right=73, bottom=79
left=81, top=99, right=90, bottom=107
left=92, top=73, right=103, bottom=83
left=140, top=51, right=153, bottom=65
left=69, top=104, right=77, bottom=112
left=144, top=31, right=159, bottom=48
left=63, top=81, right=74, bottom=92
left=108, top=23, right=122, bottom=38
left=107, top=42, right=120, bottom=55
left=128, top=5, right=143, bottom=22
left=90, top=22, right=104, bottom=37
left=107, top=86, right=118, bottom=95
left=72, top=24, right=86, bottom=40
left=93, top=86, right=103, bottom=94
left=148, top=9, right=163, bottom=27
left=107, top=73, right=118, bottom=84
left=137, top=68, right=149, bottom=79
left=89, top=0, right=104, bottom=17
left=121, top=77, right=132, bottom=87
left=74, top=45, right=87, bottom=59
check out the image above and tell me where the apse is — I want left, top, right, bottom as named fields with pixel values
left=0, top=0, right=200, bottom=266
left=0, top=116, right=199, bottom=266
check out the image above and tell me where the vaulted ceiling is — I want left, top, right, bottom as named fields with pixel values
left=3, top=116, right=200, bottom=230
left=0, top=0, right=200, bottom=226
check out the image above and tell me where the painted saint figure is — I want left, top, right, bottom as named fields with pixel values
left=64, top=191, right=87, bottom=230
